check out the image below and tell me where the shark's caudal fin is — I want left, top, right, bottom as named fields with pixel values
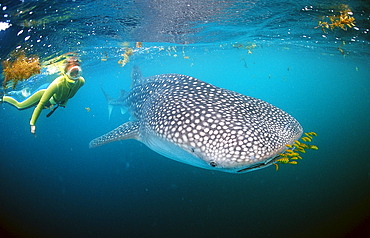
left=101, top=86, right=113, bottom=119
left=117, top=90, right=127, bottom=115
left=100, top=86, right=127, bottom=119
left=101, top=66, right=142, bottom=119
left=100, top=86, right=114, bottom=102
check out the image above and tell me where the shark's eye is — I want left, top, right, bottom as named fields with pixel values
left=210, top=161, right=217, bottom=167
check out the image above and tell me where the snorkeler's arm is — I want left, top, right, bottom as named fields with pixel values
left=29, top=82, right=58, bottom=126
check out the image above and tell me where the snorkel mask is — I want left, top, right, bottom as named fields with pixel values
left=66, top=65, right=82, bottom=81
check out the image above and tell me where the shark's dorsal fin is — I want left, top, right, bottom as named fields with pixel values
left=89, top=121, right=140, bottom=148
left=130, top=65, right=143, bottom=88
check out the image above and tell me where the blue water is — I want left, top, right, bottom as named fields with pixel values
left=1, top=0, right=370, bottom=237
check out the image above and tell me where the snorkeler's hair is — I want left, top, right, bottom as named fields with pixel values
left=64, top=57, right=80, bottom=73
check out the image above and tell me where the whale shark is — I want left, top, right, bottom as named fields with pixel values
left=89, top=66, right=303, bottom=173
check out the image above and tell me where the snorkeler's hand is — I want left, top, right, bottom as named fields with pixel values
left=30, top=125, right=36, bottom=134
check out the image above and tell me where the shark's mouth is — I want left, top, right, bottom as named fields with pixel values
left=236, top=155, right=279, bottom=173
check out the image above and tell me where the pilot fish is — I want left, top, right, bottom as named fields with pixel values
left=89, top=66, right=303, bottom=173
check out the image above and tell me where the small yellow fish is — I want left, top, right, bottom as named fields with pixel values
left=309, top=145, right=319, bottom=150
left=308, top=132, right=317, bottom=136
left=275, top=131, right=318, bottom=171
left=304, top=133, right=313, bottom=139
left=276, top=158, right=289, bottom=164
left=300, top=143, right=309, bottom=148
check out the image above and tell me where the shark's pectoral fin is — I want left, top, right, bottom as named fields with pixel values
left=89, top=121, right=140, bottom=148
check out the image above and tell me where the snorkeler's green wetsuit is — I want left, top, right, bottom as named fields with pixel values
left=3, top=75, right=84, bottom=127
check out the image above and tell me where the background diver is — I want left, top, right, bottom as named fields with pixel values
left=1, top=57, right=85, bottom=135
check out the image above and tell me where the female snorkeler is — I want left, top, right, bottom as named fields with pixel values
left=1, top=57, right=85, bottom=135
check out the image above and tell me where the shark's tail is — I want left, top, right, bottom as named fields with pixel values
left=100, top=86, right=113, bottom=101
left=100, top=86, right=127, bottom=119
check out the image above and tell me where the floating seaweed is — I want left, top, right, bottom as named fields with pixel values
left=101, top=52, right=109, bottom=62
left=118, top=45, right=134, bottom=67
left=232, top=42, right=257, bottom=54
left=1, top=50, right=41, bottom=89
left=274, top=132, right=319, bottom=171
left=136, top=42, right=143, bottom=48
left=315, top=5, right=356, bottom=33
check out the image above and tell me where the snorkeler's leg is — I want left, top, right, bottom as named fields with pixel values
left=2, top=89, right=46, bottom=110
